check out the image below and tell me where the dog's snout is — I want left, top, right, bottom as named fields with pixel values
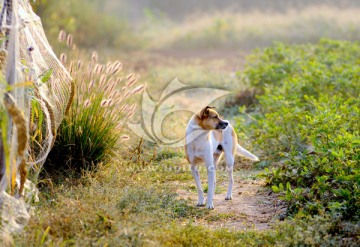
left=216, top=120, right=228, bottom=130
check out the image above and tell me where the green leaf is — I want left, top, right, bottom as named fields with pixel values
left=286, top=182, right=291, bottom=191
left=40, top=68, right=54, bottom=83
left=271, top=186, right=281, bottom=193
left=331, top=150, right=340, bottom=157
left=351, top=139, right=360, bottom=147
left=279, top=183, right=284, bottom=191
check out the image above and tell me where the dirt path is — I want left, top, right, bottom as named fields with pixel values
left=177, top=170, right=286, bottom=231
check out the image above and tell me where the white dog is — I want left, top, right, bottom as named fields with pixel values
left=185, top=106, right=259, bottom=209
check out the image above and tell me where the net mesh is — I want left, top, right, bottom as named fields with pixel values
left=0, top=0, right=73, bottom=233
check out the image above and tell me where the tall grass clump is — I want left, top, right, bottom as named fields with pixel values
left=45, top=33, right=144, bottom=177
left=237, top=39, right=359, bottom=234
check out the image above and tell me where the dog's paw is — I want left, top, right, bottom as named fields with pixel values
left=196, top=202, right=205, bottom=207
left=225, top=195, right=232, bottom=200
left=206, top=203, right=214, bottom=209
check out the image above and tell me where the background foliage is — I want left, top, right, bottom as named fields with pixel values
left=31, top=0, right=140, bottom=49
left=32, top=0, right=360, bottom=51
left=238, top=39, right=360, bottom=222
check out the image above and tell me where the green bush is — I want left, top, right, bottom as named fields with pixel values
left=238, top=39, right=360, bottom=221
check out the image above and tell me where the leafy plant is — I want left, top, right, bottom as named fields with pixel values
left=239, top=39, right=360, bottom=222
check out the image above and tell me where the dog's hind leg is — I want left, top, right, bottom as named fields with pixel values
left=191, top=164, right=205, bottom=206
left=224, top=152, right=234, bottom=200
left=205, top=154, right=215, bottom=209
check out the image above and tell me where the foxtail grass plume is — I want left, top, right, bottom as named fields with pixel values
left=91, top=51, right=98, bottom=63
left=126, top=73, right=134, bottom=80
left=127, top=77, right=137, bottom=87
left=58, top=30, right=66, bottom=42
left=99, top=74, right=107, bottom=86
left=77, top=60, right=82, bottom=70
left=84, top=99, right=91, bottom=108
left=132, top=85, right=145, bottom=94
left=66, top=34, right=73, bottom=48
left=100, top=99, right=108, bottom=107
left=88, top=80, right=95, bottom=92
left=49, top=40, right=144, bottom=173
left=59, top=53, right=67, bottom=64
left=120, top=135, right=130, bottom=141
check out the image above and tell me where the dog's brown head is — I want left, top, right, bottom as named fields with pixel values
left=196, top=106, right=228, bottom=130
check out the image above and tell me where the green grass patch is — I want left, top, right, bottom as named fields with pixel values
left=14, top=155, right=358, bottom=246
left=155, top=148, right=185, bottom=162
left=205, top=212, right=239, bottom=222
left=117, top=184, right=208, bottom=219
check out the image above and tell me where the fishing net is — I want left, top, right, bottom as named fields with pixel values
left=0, top=0, right=73, bottom=234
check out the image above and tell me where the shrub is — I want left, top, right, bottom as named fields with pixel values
left=238, top=39, right=360, bottom=221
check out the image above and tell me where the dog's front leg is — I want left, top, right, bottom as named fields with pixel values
left=191, top=164, right=205, bottom=206
left=205, top=155, right=215, bottom=209
left=225, top=153, right=234, bottom=200
left=213, top=153, right=222, bottom=198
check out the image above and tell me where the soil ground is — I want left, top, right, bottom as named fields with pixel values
left=176, top=167, right=286, bottom=231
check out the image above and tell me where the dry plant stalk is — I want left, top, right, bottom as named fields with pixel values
left=3, top=93, right=28, bottom=195
left=18, top=160, right=27, bottom=196
left=64, top=80, right=75, bottom=115
left=34, top=87, right=56, bottom=144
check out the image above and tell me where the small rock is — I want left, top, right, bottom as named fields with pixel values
left=0, top=191, right=30, bottom=233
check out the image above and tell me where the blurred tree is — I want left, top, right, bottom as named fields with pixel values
left=30, top=0, right=135, bottom=49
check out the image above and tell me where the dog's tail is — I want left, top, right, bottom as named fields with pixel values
left=236, top=144, right=259, bottom=161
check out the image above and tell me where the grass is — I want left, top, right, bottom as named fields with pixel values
left=14, top=152, right=357, bottom=246
left=36, top=2, right=360, bottom=53
left=7, top=6, right=360, bottom=244
left=137, top=5, right=360, bottom=51
left=205, top=212, right=240, bottom=223
left=12, top=155, right=208, bottom=246
left=42, top=37, right=144, bottom=180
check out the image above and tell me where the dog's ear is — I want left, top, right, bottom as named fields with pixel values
left=198, top=106, right=215, bottom=119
